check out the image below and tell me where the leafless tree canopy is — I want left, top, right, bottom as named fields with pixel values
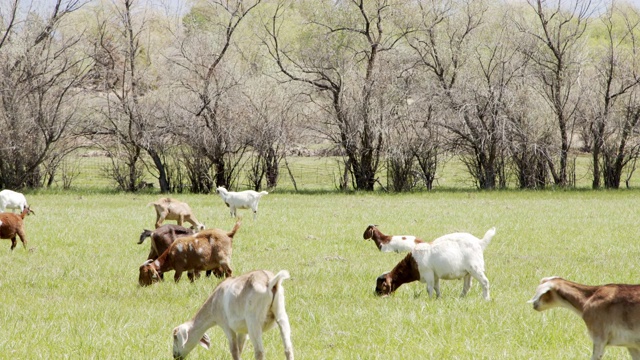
left=3, top=0, right=640, bottom=191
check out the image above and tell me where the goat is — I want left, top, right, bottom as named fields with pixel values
left=375, top=227, right=495, bottom=300
left=138, top=224, right=195, bottom=260
left=148, top=197, right=205, bottom=230
left=0, top=207, right=33, bottom=250
left=215, top=187, right=268, bottom=220
left=0, top=189, right=33, bottom=213
left=172, top=270, right=293, bottom=360
left=138, top=224, right=217, bottom=279
left=529, top=276, right=640, bottom=359
left=363, top=224, right=424, bottom=252
left=138, top=221, right=240, bottom=286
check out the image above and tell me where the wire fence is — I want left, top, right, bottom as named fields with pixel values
left=62, top=150, right=349, bottom=192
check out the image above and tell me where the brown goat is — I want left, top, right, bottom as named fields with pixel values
left=139, top=221, right=241, bottom=287
left=148, top=197, right=204, bottom=230
left=0, top=207, right=33, bottom=250
left=529, top=276, right=640, bottom=359
left=138, top=224, right=216, bottom=279
left=138, top=224, right=195, bottom=260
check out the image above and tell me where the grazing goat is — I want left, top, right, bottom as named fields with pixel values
left=215, top=187, right=268, bottom=220
left=0, top=207, right=33, bottom=250
left=363, top=224, right=424, bottom=252
left=375, top=227, right=496, bottom=300
left=138, top=224, right=215, bottom=279
left=529, top=276, right=640, bottom=360
left=0, top=189, right=33, bottom=213
left=172, top=270, right=293, bottom=360
left=148, top=197, right=205, bottom=230
left=138, top=221, right=240, bottom=286
left=138, top=224, right=195, bottom=260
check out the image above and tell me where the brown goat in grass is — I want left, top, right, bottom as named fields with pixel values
left=138, top=224, right=215, bottom=279
left=529, top=276, right=640, bottom=359
left=148, top=197, right=204, bottom=230
left=0, top=207, right=34, bottom=250
left=138, top=224, right=195, bottom=260
left=139, top=221, right=240, bottom=286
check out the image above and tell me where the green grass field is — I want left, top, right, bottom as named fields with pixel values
left=1, top=190, right=639, bottom=359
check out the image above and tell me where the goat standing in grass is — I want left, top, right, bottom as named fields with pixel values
left=529, top=276, right=640, bottom=359
left=172, top=270, right=293, bottom=360
left=0, top=189, right=31, bottom=213
left=362, top=224, right=423, bottom=252
left=376, top=227, right=495, bottom=300
left=138, top=222, right=240, bottom=286
left=0, top=207, right=33, bottom=250
left=215, top=187, right=268, bottom=220
left=148, top=197, right=204, bottom=230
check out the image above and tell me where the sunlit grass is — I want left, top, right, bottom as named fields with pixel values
left=0, top=190, right=637, bottom=358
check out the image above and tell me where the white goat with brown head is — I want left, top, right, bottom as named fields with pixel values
left=375, top=227, right=495, bottom=300
left=362, top=224, right=424, bottom=252
left=529, top=276, right=640, bottom=360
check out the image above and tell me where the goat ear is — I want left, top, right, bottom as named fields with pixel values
left=199, top=333, right=211, bottom=349
left=527, top=282, right=554, bottom=304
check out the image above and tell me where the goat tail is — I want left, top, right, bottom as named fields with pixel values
left=138, top=229, right=153, bottom=244
left=269, top=270, right=290, bottom=290
left=269, top=270, right=290, bottom=308
left=227, top=220, right=242, bottom=238
left=259, top=191, right=268, bottom=197
left=269, top=270, right=291, bottom=330
left=479, top=227, right=496, bottom=250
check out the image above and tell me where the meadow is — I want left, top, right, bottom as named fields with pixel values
left=0, top=189, right=638, bottom=359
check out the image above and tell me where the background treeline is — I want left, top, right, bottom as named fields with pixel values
left=2, top=0, right=640, bottom=192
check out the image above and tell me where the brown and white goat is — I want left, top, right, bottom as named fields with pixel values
left=0, top=207, right=34, bottom=250
left=363, top=224, right=424, bottom=252
left=138, top=221, right=240, bottom=286
left=375, top=228, right=495, bottom=300
left=529, top=276, right=640, bottom=359
left=172, top=270, right=293, bottom=360
left=148, top=197, right=205, bottom=230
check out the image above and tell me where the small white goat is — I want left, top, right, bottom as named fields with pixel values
left=0, top=189, right=30, bottom=213
left=376, top=227, right=496, bottom=300
left=529, top=276, right=640, bottom=360
left=362, top=224, right=424, bottom=252
left=215, top=187, right=268, bottom=220
left=172, top=270, right=293, bottom=360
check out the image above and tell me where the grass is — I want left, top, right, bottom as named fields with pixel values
left=0, top=190, right=638, bottom=359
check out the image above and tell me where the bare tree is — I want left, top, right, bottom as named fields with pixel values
left=0, top=0, right=88, bottom=189
left=264, top=0, right=413, bottom=191
left=585, top=4, right=640, bottom=189
left=86, top=0, right=175, bottom=192
left=516, top=0, right=593, bottom=187
left=407, top=0, right=513, bottom=189
left=168, top=0, right=262, bottom=192
left=242, top=80, right=296, bottom=191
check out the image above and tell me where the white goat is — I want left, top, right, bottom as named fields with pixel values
left=215, top=187, right=268, bottom=220
left=529, top=276, right=640, bottom=360
left=0, top=190, right=30, bottom=213
left=376, top=227, right=496, bottom=300
left=172, top=270, right=293, bottom=360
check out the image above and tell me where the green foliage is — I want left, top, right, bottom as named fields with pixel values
left=0, top=190, right=637, bottom=358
